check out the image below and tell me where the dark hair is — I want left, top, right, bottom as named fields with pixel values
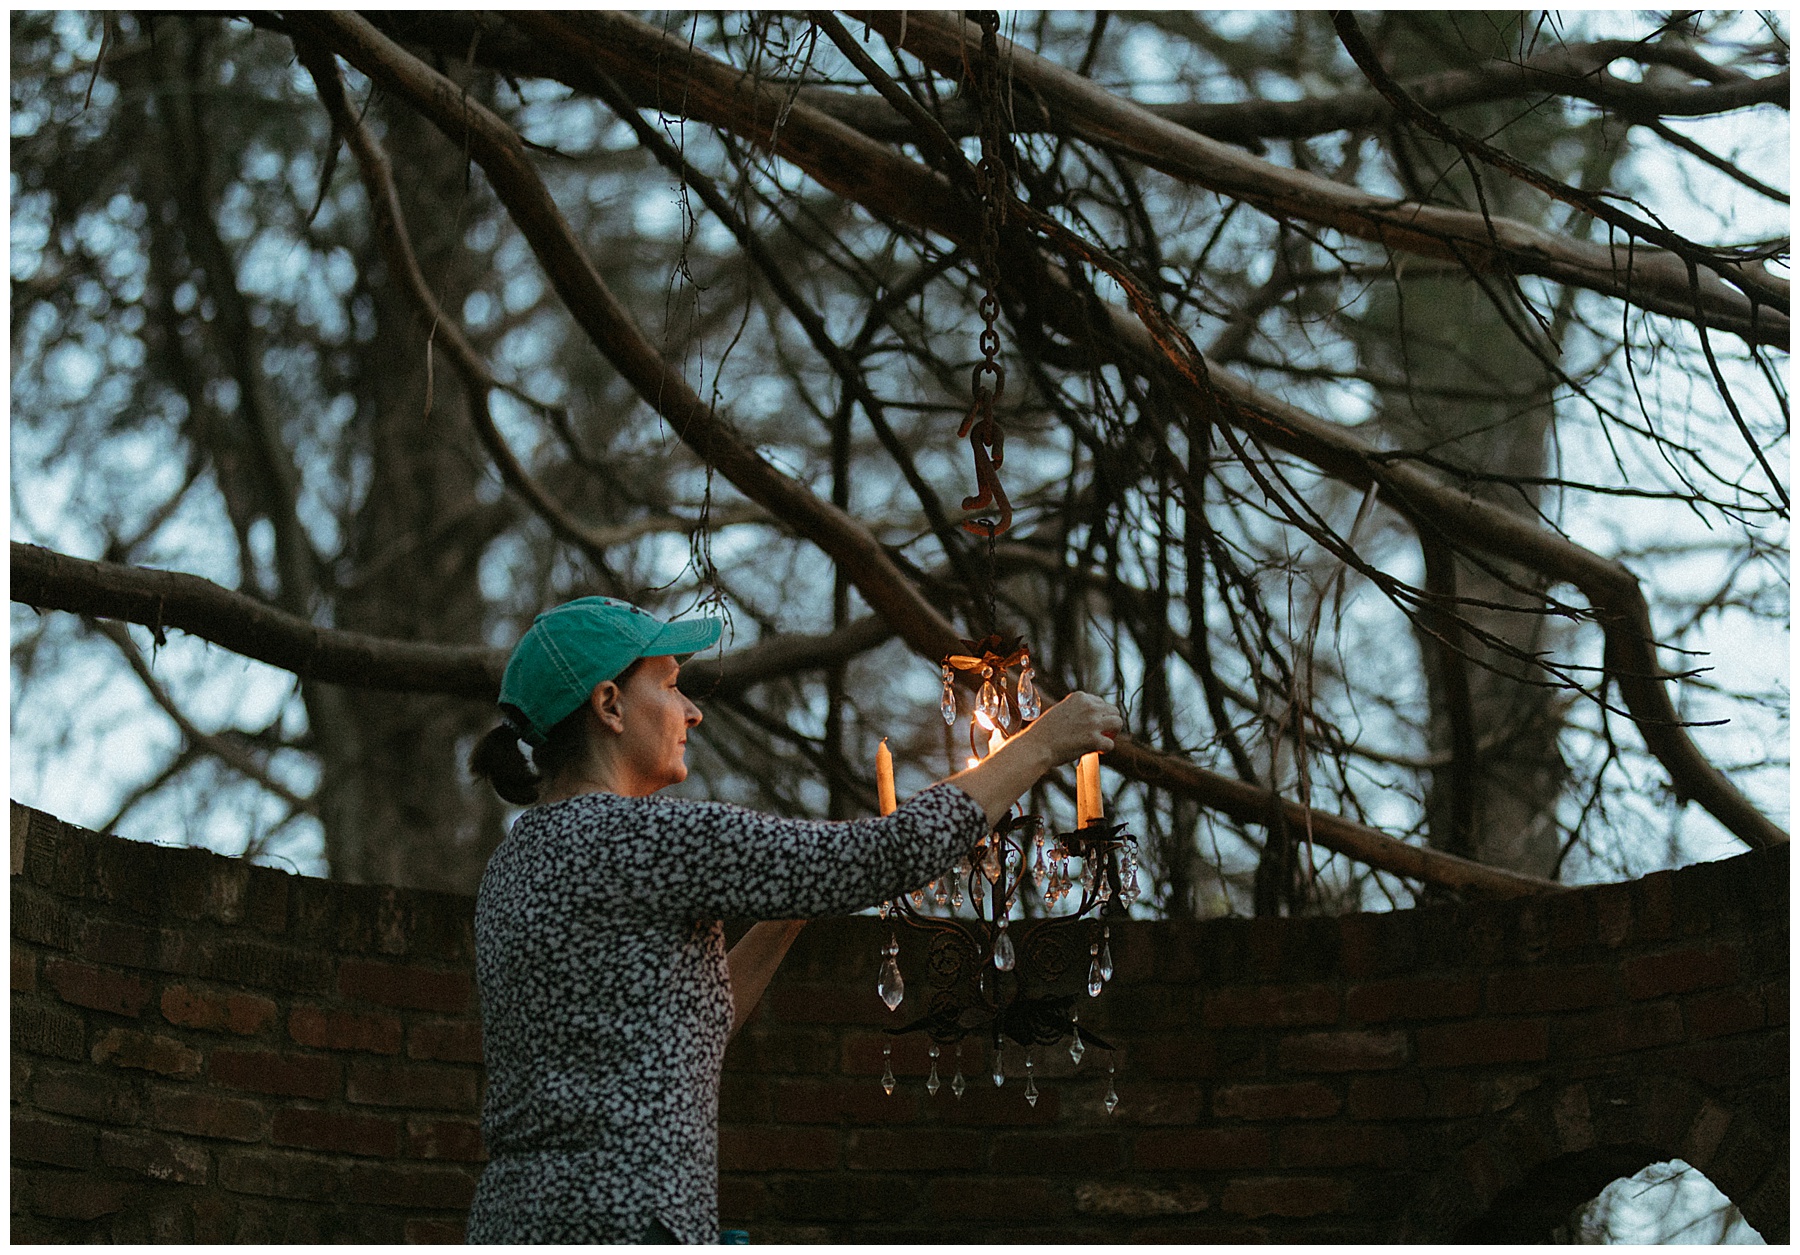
left=469, top=659, right=645, bottom=804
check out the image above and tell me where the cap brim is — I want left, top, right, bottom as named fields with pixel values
left=645, top=617, right=723, bottom=659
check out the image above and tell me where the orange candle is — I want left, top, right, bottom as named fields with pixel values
left=1077, top=752, right=1101, bottom=826
left=876, top=738, right=897, bottom=816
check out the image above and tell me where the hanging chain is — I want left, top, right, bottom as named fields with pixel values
left=958, top=11, right=1012, bottom=541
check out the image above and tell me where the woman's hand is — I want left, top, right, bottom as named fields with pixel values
left=948, top=691, right=1123, bottom=828
left=1019, top=692, right=1124, bottom=767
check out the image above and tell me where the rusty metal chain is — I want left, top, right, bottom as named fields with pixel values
left=958, top=10, right=1012, bottom=540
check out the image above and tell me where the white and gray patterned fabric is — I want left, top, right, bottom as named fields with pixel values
left=466, top=782, right=987, bottom=1243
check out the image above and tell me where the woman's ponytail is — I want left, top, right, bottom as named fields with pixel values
left=470, top=724, right=541, bottom=805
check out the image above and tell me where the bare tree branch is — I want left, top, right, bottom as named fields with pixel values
left=872, top=11, right=1787, bottom=350
left=11, top=542, right=895, bottom=703
left=293, top=11, right=1585, bottom=896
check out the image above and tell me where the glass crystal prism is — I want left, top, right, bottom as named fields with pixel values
left=1104, top=1080, right=1119, bottom=1114
left=1069, top=1028, right=1085, bottom=1065
left=1100, top=938, right=1114, bottom=982
left=1024, top=1073, right=1038, bottom=1107
left=1087, top=957, right=1104, bottom=998
left=1017, top=666, right=1041, bottom=720
left=927, top=1062, right=940, bottom=1096
left=951, top=1069, right=967, bottom=1099
left=879, top=956, right=904, bottom=1010
left=993, top=925, right=1015, bottom=971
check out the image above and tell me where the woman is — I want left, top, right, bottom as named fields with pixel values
left=464, top=596, right=1123, bottom=1243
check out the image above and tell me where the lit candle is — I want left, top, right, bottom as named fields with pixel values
left=1077, top=752, right=1101, bottom=827
left=876, top=738, right=897, bottom=816
left=988, top=726, right=1006, bottom=757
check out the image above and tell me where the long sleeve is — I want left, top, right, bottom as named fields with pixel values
left=632, top=782, right=988, bottom=921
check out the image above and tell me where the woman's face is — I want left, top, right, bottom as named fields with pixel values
left=611, top=654, right=702, bottom=795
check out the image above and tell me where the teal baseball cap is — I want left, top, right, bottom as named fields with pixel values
left=498, top=596, right=722, bottom=745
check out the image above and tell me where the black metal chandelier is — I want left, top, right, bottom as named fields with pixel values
left=872, top=635, right=1139, bottom=1112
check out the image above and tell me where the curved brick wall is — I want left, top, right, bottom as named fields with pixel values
left=11, top=801, right=1788, bottom=1242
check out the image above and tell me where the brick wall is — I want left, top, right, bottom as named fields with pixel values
left=11, top=803, right=483, bottom=1242
left=12, top=801, right=1788, bottom=1242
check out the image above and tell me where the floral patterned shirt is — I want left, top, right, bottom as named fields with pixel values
left=466, top=782, right=987, bottom=1243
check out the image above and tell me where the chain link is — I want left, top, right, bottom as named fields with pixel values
left=958, top=10, right=1012, bottom=540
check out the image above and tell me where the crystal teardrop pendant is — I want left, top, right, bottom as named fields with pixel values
left=934, top=876, right=949, bottom=906
left=1024, top=1055, right=1038, bottom=1107
left=976, top=679, right=999, bottom=728
left=1104, top=1077, right=1119, bottom=1115
left=1017, top=664, right=1041, bottom=721
left=878, top=933, right=904, bottom=1010
left=993, top=921, right=1015, bottom=971
left=927, top=1044, right=941, bottom=1096
left=1100, top=927, right=1114, bottom=982
left=1033, top=847, right=1047, bottom=892
left=911, top=887, right=924, bottom=906
left=951, top=1069, right=967, bottom=1099
left=1087, top=939, right=1103, bottom=997
left=995, top=689, right=1012, bottom=731
left=950, top=876, right=964, bottom=909
left=941, top=666, right=957, bottom=725
left=1070, top=1027, right=1085, bottom=1065
left=991, top=1044, right=1005, bottom=1088
left=881, top=1043, right=895, bottom=1095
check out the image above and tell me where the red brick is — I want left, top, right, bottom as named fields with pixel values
left=1635, top=871, right=1675, bottom=940
left=723, top=1025, right=838, bottom=1074
left=346, top=1058, right=479, bottom=1111
left=407, top=1117, right=487, bottom=1161
left=1683, top=989, right=1764, bottom=1040
left=14, top=1001, right=87, bottom=1060
left=1279, top=1123, right=1406, bottom=1168
left=1559, top=1002, right=1684, bottom=1058
left=929, top=1176, right=1072, bottom=1221
left=1416, top=1019, right=1548, bottom=1068
left=32, top=1065, right=141, bottom=1124
left=97, top=1129, right=211, bottom=1184
left=1214, top=1082, right=1340, bottom=1120
left=343, top=1162, right=477, bottom=1209
left=46, top=953, right=148, bottom=1014
left=1204, top=984, right=1338, bottom=1028
left=405, top=1219, right=466, bottom=1243
left=1347, top=975, right=1479, bottom=1023
left=218, top=1149, right=343, bottom=1201
left=1358, top=1074, right=1440, bottom=1123
left=160, top=985, right=278, bottom=1035
left=338, top=959, right=472, bottom=1013
left=847, top=1127, right=984, bottom=1171
left=1133, top=1127, right=1271, bottom=1170
left=1486, top=964, right=1614, bottom=1013
left=92, top=1027, right=203, bottom=1078
left=73, top=919, right=160, bottom=968
left=407, top=1018, right=483, bottom=1063
left=272, top=1108, right=402, bottom=1157
left=773, top=1078, right=920, bottom=1124
left=1764, top=980, right=1787, bottom=1026
left=12, top=1113, right=96, bottom=1168
left=209, top=1048, right=340, bottom=1099
left=14, top=943, right=37, bottom=992
left=1221, top=1176, right=1353, bottom=1218
left=147, top=1088, right=268, bottom=1142
left=288, top=1005, right=403, bottom=1054
left=720, top=1073, right=772, bottom=1124
left=719, top=1125, right=840, bottom=1171
left=21, top=1172, right=140, bottom=1220
left=1106, top=1082, right=1208, bottom=1126
left=1276, top=1030, right=1408, bottom=1073
left=719, top=1175, right=766, bottom=1220
left=1623, top=946, right=1740, bottom=1000
left=992, top=1131, right=1122, bottom=1172
left=766, top=982, right=895, bottom=1025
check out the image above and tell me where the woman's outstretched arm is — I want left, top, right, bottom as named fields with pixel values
left=726, top=920, right=807, bottom=1035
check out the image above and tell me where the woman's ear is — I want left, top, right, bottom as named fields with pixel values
left=588, top=680, right=626, bottom=734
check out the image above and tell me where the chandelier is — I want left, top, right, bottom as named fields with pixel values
left=871, top=635, right=1140, bottom=1113
left=864, top=10, right=1137, bottom=1114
